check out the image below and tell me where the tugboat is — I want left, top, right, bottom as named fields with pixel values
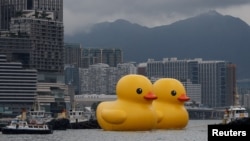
left=27, top=109, right=53, bottom=124
left=26, top=101, right=53, bottom=124
left=1, top=109, right=53, bottom=134
left=68, top=107, right=100, bottom=129
left=46, top=109, right=70, bottom=130
left=69, top=110, right=88, bottom=122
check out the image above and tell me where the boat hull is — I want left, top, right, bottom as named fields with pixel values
left=46, top=118, right=69, bottom=130
left=69, top=119, right=101, bottom=129
left=1, top=127, right=53, bottom=134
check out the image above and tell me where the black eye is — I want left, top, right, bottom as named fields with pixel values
left=171, top=90, right=177, bottom=96
left=136, top=88, right=143, bottom=94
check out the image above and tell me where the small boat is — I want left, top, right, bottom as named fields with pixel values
left=1, top=119, right=53, bottom=134
left=69, top=110, right=89, bottom=123
left=69, top=108, right=92, bottom=124
left=221, top=87, right=249, bottom=124
left=46, top=109, right=69, bottom=130
left=27, top=101, right=53, bottom=124
left=27, top=110, right=53, bottom=124
left=222, top=105, right=249, bottom=124
left=67, top=106, right=100, bottom=129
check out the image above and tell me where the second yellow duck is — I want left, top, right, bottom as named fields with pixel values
left=152, top=78, right=190, bottom=129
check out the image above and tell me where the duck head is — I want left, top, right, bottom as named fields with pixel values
left=153, top=78, right=190, bottom=104
left=116, top=74, right=157, bottom=104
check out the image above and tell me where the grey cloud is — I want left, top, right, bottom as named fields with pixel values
left=64, top=0, right=250, bottom=35
left=64, top=0, right=250, bottom=14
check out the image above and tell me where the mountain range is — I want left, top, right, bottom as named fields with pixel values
left=64, top=11, right=250, bottom=80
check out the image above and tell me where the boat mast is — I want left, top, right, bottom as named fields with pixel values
left=233, top=87, right=240, bottom=106
left=32, top=99, right=40, bottom=111
left=21, top=108, right=27, bottom=120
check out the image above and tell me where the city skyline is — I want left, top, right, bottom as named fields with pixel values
left=0, top=0, right=249, bottom=115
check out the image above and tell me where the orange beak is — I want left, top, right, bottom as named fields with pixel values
left=178, top=94, right=190, bottom=102
left=144, top=92, right=158, bottom=100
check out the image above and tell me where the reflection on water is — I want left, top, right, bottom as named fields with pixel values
left=1, top=120, right=221, bottom=141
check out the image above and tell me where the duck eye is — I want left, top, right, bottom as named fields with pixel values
left=136, top=88, right=143, bottom=94
left=171, top=90, right=177, bottom=96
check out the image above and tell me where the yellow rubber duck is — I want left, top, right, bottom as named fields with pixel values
left=96, top=74, right=158, bottom=131
left=152, top=78, right=190, bottom=129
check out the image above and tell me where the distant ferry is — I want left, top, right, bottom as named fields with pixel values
left=1, top=119, right=53, bottom=134
left=222, top=105, right=249, bottom=124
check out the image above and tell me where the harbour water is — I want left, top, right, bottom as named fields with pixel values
left=0, top=120, right=221, bottom=141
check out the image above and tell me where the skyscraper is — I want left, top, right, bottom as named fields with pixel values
left=198, top=60, right=235, bottom=107
left=64, top=45, right=123, bottom=68
left=0, top=0, right=63, bottom=30
left=0, top=0, right=64, bottom=82
left=0, top=0, right=65, bottom=116
left=64, top=43, right=83, bottom=68
left=0, top=55, right=37, bottom=116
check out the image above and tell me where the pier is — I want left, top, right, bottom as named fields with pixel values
left=187, top=107, right=224, bottom=119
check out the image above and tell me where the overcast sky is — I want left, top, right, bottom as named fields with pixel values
left=64, top=0, right=250, bottom=36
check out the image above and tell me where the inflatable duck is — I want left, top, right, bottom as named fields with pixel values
left=96, top=74, right=158, bottom=131
left=152, top=78, right=190, bottom=129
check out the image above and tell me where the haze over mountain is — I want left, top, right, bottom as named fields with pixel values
left=65, top=11, right=250, bottom=80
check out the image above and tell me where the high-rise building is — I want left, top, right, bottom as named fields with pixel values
left=146, top=57, right=235, bottom=108
left=0, top=0, right=64, bottom=82
left=10, top=17, right=64, bottom=73
left=80, top=63, right=116, bottom=94
left=147, top=58, right=199, bottom=84
left=64, top=45, right=123, bottom=68
left=137, top=63, right=147, bottom=76
left=82, top=48, right=123, bottom=68
left=0, top=55, right=37, bottom=116
left=64, top=43, right=83, bottom=68
left=64, top=64, right=80, bottom=94
left=0, top=36, right=32, bottom=68
left=0, top=0, right=63, bottom=30
left=79, top=62, right=136, bottom=94
left=0, top=0, right=65, bottom=116
left=198, top=61, right=235, bottom=108
left=237, top=79, right=250, bottom=109
left=182, top=79, right=201, bottom=104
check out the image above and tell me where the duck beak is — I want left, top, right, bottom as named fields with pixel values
left=178, top=94, right=190, bottom=102
left=144, top=92, right=158, bottom=100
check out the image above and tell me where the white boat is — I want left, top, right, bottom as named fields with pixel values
left=68, top=107, right=99, bottom=129
left=68, top=107, right=94, bottom=124
left=69, top=110, right=90, bottom=124
left=221, top=87, right=249, bottom=124
left=222, top=105, right=249, bottom=124
left=27, top=110, right=53, bottom=124
left=1, top=119, right=53, bottom=134
left=26, top=101, right=53, bottom=124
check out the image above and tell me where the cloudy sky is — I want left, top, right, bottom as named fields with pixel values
left=64, top=0, right=250, bottom=36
